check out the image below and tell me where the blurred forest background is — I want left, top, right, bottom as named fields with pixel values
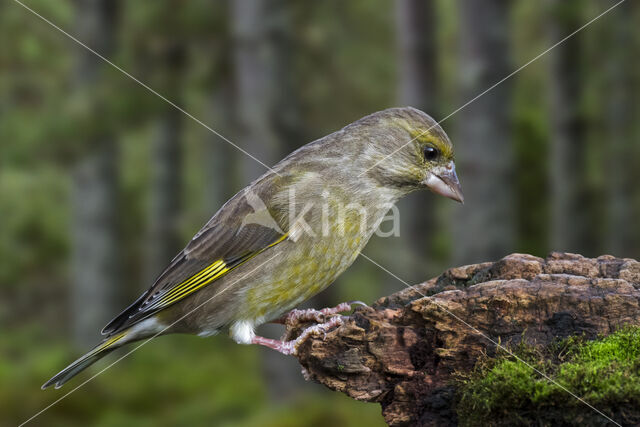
left=1, top=0, right=639, bottom=425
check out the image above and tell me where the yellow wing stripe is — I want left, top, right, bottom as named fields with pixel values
left=145, top=262, right=225, bottom=311
left=160, top=266, right=230, bottom=307
left=147, top=233, right=289, bottom=312
left=166, top=260, right=224, bottom=298
left=158, top=262, right=228, bottom=307
left=159, top=260, right=225, bottom=303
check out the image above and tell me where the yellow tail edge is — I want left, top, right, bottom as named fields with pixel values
left=41, top=332, right=127, bottom=390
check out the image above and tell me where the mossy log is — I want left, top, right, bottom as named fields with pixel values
left=285, top=253, right=640, bottom=426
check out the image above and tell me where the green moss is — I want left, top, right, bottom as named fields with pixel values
left=456, top=327, right=640, bottom=426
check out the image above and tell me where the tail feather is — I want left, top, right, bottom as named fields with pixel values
left=42, top=332, right=126, bottom=390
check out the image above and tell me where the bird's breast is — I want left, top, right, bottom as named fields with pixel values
left=242, top=212, right=375, bottom=321
left=237, top=187, right=396, bottom=323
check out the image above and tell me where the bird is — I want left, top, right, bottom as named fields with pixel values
left=43, top=106, right=463, bottom=389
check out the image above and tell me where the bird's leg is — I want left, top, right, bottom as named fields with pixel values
left=251, top=316, right=344, bottom=356
left=273, top=301, right=368, bottom=326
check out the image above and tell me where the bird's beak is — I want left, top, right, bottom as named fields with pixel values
left=423, top=161, right=464, bottom=204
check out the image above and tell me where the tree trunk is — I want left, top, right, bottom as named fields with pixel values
left=548, top=0, right=592, bottom=254
left=71, top=0, right=120, bottom=347
left=605, top=0, right=637, bottom=259
left=205, top=4, right=239, bottom=213
left=394, top=0, right=440, bottom=280
left=205, top=83, right=238, bottom=213
left=395, top=0, right=437, bottom=112
left=231, top=0, right=305, bottom=400
left=453, top=0, right=513, bottom=265
left=231, top=0, right=297, bottom=182
left=286, top=252, right=640, bottom=426
left=145, top=43, right=185, bottom=284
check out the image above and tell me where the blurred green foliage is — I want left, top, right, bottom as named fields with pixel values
left=0, top=168, right=69, bottom=288
left=1, top=326, right=383, bottom=426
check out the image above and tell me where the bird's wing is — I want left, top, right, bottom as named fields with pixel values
left=101, top=192, right=288, bottom=335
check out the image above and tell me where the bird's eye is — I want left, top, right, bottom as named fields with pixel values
left=423, top=146, right=439, bottom=161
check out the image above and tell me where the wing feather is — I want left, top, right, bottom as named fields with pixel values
left=102, top=189, right=287, bottom=335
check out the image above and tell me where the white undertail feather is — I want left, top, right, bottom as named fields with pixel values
left=126, top=317, right=164, bottom=339
left=230, top=320, right=255, bottom=344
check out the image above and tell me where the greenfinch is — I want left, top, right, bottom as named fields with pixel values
left=43, top=106, right=462, bottom=389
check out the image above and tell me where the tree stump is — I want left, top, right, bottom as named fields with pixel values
left=286, top=253, right=640, bottom=426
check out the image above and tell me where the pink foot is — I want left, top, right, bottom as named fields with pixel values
left=251, top=316, right=344, bottom=355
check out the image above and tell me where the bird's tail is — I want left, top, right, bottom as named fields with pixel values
left=41, top=331, right=128, bottom=390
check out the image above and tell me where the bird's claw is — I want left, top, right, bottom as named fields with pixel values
left=259, top=301, right=362, bottom=354
left=289, top=316, right=344, bottom=354
left=281, top=301, right=366, bottom=327
left=252, top=316, right=344, bottom=356
left=347, top=300, right=368, bottom=308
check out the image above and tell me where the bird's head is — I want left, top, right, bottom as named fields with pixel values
left=357, top=107, right=464, bottom=204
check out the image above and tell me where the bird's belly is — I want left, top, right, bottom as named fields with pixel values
left=241, top=233, right=364, bottom=322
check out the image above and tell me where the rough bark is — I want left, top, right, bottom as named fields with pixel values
left=285, top=253, right=640, bottom=426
